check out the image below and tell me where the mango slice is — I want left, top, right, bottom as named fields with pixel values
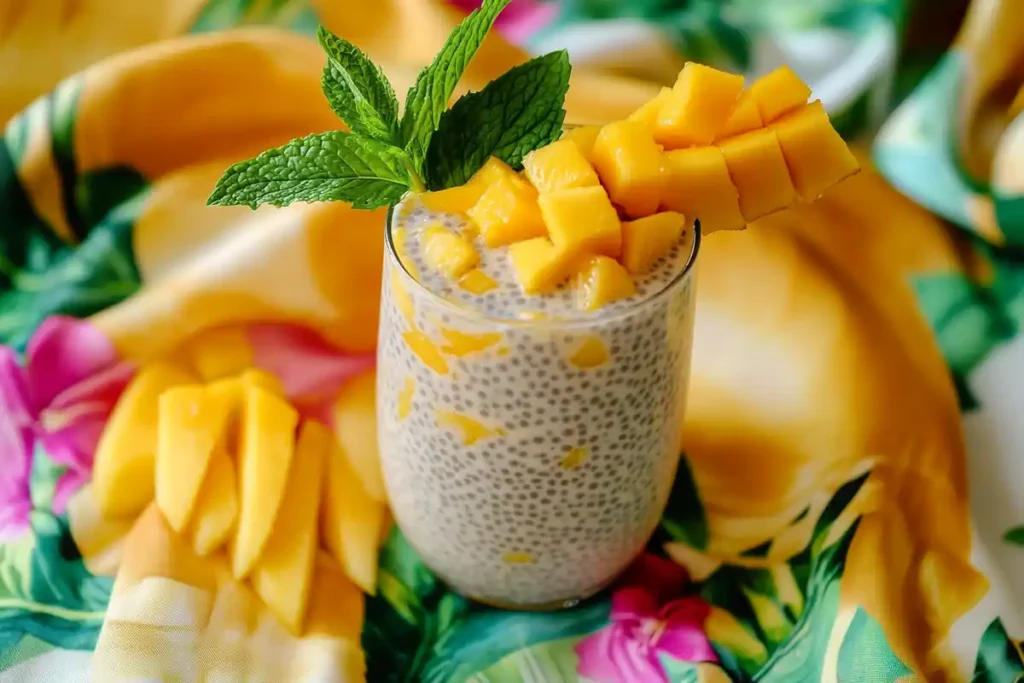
left=662, top=147, right=746, bottom=234
left=628, top=87, right=673, bottom=132
left=592, top=120, right=664, bottom=218
left=576, top=256, right=636, bottom=311
left=539, top=186, right=622, bottom=258
left=748, top=65, right=811, bottom=124
left=508, top=238, right=575, bottom=294
left=332, top=371, right=386, bottom=503
left=715, top=90, right=764, bottom=140
left=772, top=100, right=860, bottom=201
left=183, top=326, right=252, bottom=381
left=523, top=139, right=600, bottom=193
left=419, top=183, right=485, bottom=215
left=321, top=438, right=387, bottom=595
left=421, top=224, right=479, bottom=279
left=92, top=363, right=196, bottom=519
left=560, top=125, right=601, bottom=163
left=190, top=448, right=238, bottom=557
left=719, top=128, right=797, bottom=221
left=231, top=385, right=299, bottom=580
left=402, top=331, right=450, bottom=375
left=306, top=552, right=365, bottom=642
left=655, top=63, right=744, bottom=148
left=457, top=268, right=498, bottom=295
left=251, top=419, right=328, bottom=635
left=435, top=410, right=505, bottom=446
left=468, top=175, right=547, bottom=248
left=621, top=211, right=686, bottom=274
left=155, top=385, right=234, bottom=533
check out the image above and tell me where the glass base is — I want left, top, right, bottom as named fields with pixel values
left=463, top=574, right=619, bottom=612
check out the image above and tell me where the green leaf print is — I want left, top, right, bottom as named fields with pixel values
left=836, top=608, right=914, bottom=682
left=1004, top=525, right=1024, bottom=547
left=658, top=453, right=709, bottom=551
left=972, top=618, right=1024, bottom=683
left=189, top=0, right=319, bottom=34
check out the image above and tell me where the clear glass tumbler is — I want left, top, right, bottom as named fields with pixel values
left=377, top=207, right=700, bottom=609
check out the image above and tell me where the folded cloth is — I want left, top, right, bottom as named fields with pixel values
left=0, top=1, right=1022, bottom=682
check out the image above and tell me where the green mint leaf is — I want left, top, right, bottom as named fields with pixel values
left=207, top=131, right=414, bottom=210
left=317, top=26, right=400, bottom=144
left=425, top=50, right=571, bottom=190
left=400, top=0, right=512, bottom=172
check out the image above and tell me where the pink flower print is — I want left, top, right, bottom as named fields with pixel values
left=576, top=553, right=717, bottom=683
left=0, top=316, right=133, bottom=537
left=447, top=0, right=557, bottom=44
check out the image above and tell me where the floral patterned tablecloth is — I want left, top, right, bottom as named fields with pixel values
left=1, top=0, right=1023, bottom=681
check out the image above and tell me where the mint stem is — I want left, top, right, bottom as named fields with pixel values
left=406, top=162, right=426, bottom=193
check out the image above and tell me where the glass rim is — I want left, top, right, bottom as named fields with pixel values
left=384, top=199, right=701, bottom=331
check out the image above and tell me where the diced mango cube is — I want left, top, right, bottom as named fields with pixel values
left=508, top=238, right=575, bottom=294
left=523, top=140, right=600, bottom=193
left=719, top=128, right=797, bottom=221
left=439, top=328, right=503, bottom=357
left=655, top=63, right=744, bottom=148
left=435, top=409, right=506, bottom=446
left=419, top=183, right=485, bottom=215
left=621, top=211, right=686, bottom=274
left=627, top=87, right=673, bottom=131
left=190, top=448, right=238, bottom=556
left=561, top=125, right=601, bottom=163
left=539, top=186, right=622, bottom=257
left=332, top=370, right=386, bottom=503
left=421, top=224, right=479, bottom=279
left=662, top=147, right=746, bottom=233
left=748, top=65, right=811, bottom=123
left=468, top=175, right=547, bottom=247
left=576, top=256, right=636, bottom=311
left=568, top=336, right=610, bottom=368
left=470, top=156, right=530, bottom=191
left=715, top=90, right=764, bottom=141
left=772, top=100, right=860, bottom=201
left=591, top=121, right=664, bottom=218
left=458, top=268, right=498, bottom=295
left=402, top=331, right=450, bottom=375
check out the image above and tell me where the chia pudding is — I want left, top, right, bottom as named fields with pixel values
left=377, top=194, right=699, bottom=608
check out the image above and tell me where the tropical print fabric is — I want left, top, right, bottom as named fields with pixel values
left=0, top=0, right=1022, bottom=681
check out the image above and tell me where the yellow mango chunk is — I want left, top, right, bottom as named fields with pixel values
left=772, top=100, right=860, bottom=201
left=397, top=377, right=415, bottom=421
left=468, top=175, right=547, bottom=248
left=561, top=125, right=601, bottom=163
left=231, top=385, right=299, bottom=580
left=748, top=65, right=811, bottom=123
left=458, top=268, right=498, bottom=295
left=503, top=552, right=534, bottom=565
left=715, top=90, right=764, bottom=140
left=306, top=552, right=365, bottom=641
left=333, top=370, right=386, bottom=502
left=390, top=267, right=416, bottom=325
left=321, top=438, right=387, bottom=595
left=559, top=446, right=589, bottom=470
left=569, top=337, right=610, bottom=368
left=628, top=87, right=673, bottom=131
left=241, top=368, right=284, bottom=397
left=655, top=63, right=744, bottom=148
left=508, top=238, right=575, bottom=294
left=439, top=328, right=503, bottom=356
left=576, top=256, right=636, bottom=311
left=470, top=156, right=527, bottom=189
left=251, top=419, right=328, bottom=635
left=402, top=331, right=450, bottom=375
left=419, top=183, right=485, bottom=215
left=539, top=186, right=622, bottom=257
left=621, top=211, right=686, bottom=274
left=720, top=128, right=797, bottom=221
left=190, top=448, right=238, bottom=556
left=392, top=226, right=419, bottom=280
left=662, top=146, right=746, bottom=233
left=591, top=120, right=664, bottom=218
left=435, top=409, right=505, bottom=446
left=421, top=224, right=479, bottom=279
left=92, top=363, right=196, bottom=519
left=183, top=326, right=252, bottom=381
left=155, top=385, right=234, bottom=533
left=523, top=139, right=600, bottom=193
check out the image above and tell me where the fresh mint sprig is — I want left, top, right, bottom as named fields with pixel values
left=207, top=0, right=570, bottom=211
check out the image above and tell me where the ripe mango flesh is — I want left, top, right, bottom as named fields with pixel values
left=522, top=139, right=600, bottom=193
left=184, top=326, right=252, bottom=381
left=190, top=447, right=238, bottom=557
left=155, top=385, right=234, bottom=533
left=468, top=175, right=548, bottom=248
left=230, top=384, right=299, bottom=580
left=662, top=146, right=746, bottom=234
left=591, top=120, right=664, bottom=218
left=321, top=438, right=387, bottom=595
left=332, top=370, right=386, bottom=502
left=621, top=211, right=686, bottom=274
left=402, top=331, right=450, bottom=375
left=251, top=419, right=328, bottom=635
left=458, top=268, right=498, bottom=295
left=719, top=128, right=797, bottom=221
left=715, top=90, right=764, bottom=141
left=508, top=237, right=575, bottom=294
left=655, top=63, right=744, bottom=148
left=748, top=65, right=811, bottom=123
left=576, top=255, right=637, bottom=311
left=421, top=224, right=479, bottom=279
left=627, top=86, right=673, bottom=132
left=470, top=156, right=528, bottom=190
left=92, top=362, right=196, bottom=519
left=539, top=186, right=622, bottom=258
left=772, top=101, right=860, bottom=201
left=560, top=125, right=601, bottom=163
left=419, top=182, right=485, bottom=215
